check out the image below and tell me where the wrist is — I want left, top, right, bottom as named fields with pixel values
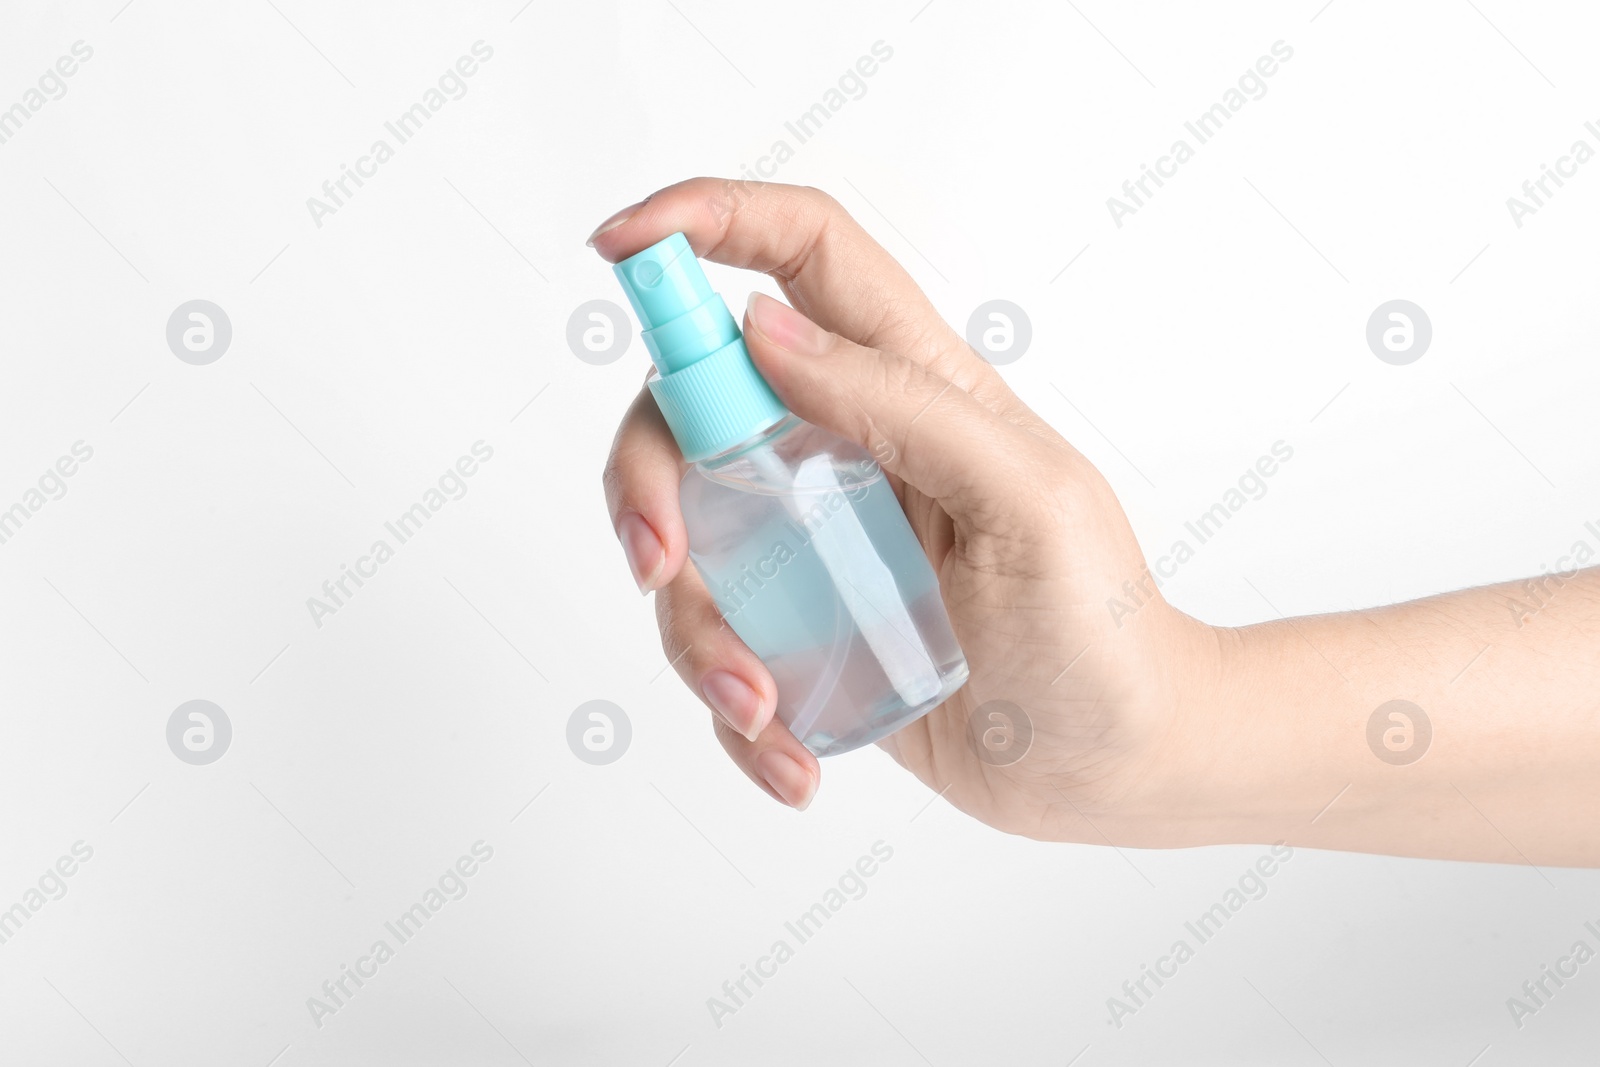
left=1086, top=611, right=1261, bottom=849
left=1121, top=615, right=1339, bottom=849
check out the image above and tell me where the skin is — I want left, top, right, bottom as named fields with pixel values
left=593, top=177, right=1600, bottom=869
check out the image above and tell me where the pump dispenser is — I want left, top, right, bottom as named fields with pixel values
left=613, top=233, right=968, bottom=757
left=615, top=232, right=790, bottom=461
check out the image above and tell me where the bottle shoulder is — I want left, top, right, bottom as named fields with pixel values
left=682, top=419, right=884, bottom=503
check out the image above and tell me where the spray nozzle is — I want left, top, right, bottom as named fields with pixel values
left=613, top=232, right=739, bottom=374
left=613, top=232, right=708, bottom=328
left=609, top=232, right=788, bottom=461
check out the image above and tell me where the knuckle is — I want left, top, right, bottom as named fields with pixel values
left=600, top=441, right=653, bottom=521
left=709, top=714, right=745, bottom=751
left=653, top=588, right=695, bottom=670
left=889, top=349, right=933, bottom=394
left=1016, top=442, right=1092, bottom=531
left=654, top=579, right=732, bottom=683
left=600, top=453, right=626, bottom=517
left=704, top=177, right=756, bottom=229
left=800, top=184, right=844, bottom=216
left=600, top=417, right=668, bottom=521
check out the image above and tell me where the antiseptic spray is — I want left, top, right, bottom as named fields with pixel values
left=613, top=233, right=968, bottom=756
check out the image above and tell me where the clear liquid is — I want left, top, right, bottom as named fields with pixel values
left=681, top=421, right=968, bottom=756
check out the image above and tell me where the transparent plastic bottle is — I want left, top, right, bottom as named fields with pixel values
left=613, top=233, right=968, bottom=756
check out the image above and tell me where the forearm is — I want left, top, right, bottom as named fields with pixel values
left=1181, top=570, right=1600, bottom=866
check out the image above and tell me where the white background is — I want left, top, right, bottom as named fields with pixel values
left=2, top=1, right=1598, bottom=1064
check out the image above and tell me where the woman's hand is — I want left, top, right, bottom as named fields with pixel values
left=592, top=177, right=1219, bottom=843
left=594, top=178, right=1600, bottom=868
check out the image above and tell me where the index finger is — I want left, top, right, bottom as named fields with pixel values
left=588, top=178, right=968, bottom=377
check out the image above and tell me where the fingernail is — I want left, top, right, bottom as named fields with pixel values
left=586, top=200, right=644, bottom=246
left=617, top=512, right=664, bottom=593
left=746, top=292, right=826, bottom=353
left=702, top=670, right=762, bottom=742
left=756, top=750, right=816, bottom=811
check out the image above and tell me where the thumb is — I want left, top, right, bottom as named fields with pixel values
left=743, top=292, right=1022, bottom=517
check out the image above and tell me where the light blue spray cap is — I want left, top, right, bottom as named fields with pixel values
left=613, top=232, right=789, bottom=462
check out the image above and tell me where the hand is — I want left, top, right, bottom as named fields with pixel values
left=592, top=177, right=1218, bottom=839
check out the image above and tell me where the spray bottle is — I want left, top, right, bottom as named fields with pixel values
left=612, top=232, right=968, bottom=756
